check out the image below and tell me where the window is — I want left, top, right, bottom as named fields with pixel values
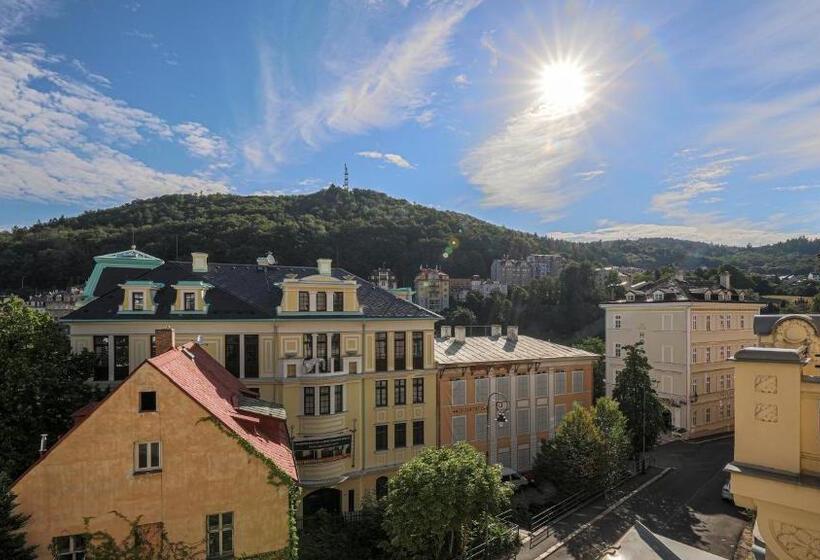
left=691, top=378, right=698, bottom=395
left=139, top=391, right=157, bottom=412
left=375, top=380, right=388, bottom=407
left=394, top=379, right=406, bottom=405
left=394, top=423, right=406, bottom=448
left=394, top=332, right=406, bottom=370
left=376, top=476, right=389, bottom=499
left=535, top=373, right=549, bottom=397
left=303, top=387, right=315, bottom=415
left=475, top=377, right=489, bottom=403
left=706, top=375, right=711, bottom=393
left=705, top=347, right=711, bottom=363
left=614, top=314, right=622, bottom=329
left=516, top=375, right=530, bottom=399
left=452, top=416, right=466, bottom=442
left=719, top=315, right=725, bottom=330
left=206, top=512, right=233, bottom=559
left=719, top=375, right=725, bottom=390
left=150, top=335, right=157, bottom=358
left=727, top=374, right=733, bottom=389
left=298, top=291, right=310, bottom=311
left=706, top=316, right=711, bottom=331
left=692, top=410, right=697, bottom=427
left=475, top=413, right=487, bottom=441
left=554, top=404, right=566, bottom=427
left=705, top=407, right=711, bottom=423
left=692, top=347, right=698, bottom=364
left=451, top=379, right=465, bottom=405
left=691, top=315, right=697, bottom=330
left=319, top=386, right=331, bottom=415
left=653, top=291, right=664, bottom=301
left=132, top=291, right=145, bottom=311
left=135, top=441, right=161, bottom=472
left=316, top=334, right=328, bottom=373
left=331, top=333, right=341, bottom=371
left=727, top=345, right=732, bottom=359
left=334, top=385, right=343, bottom=412
left=516, top=408, right=530, bottom=434
left=740, top=315, right=745, bottom=329
left=183, top=292, right=196, bottom=311
left=413, top=420, right=425, bottom=446
left=726, top=402, right=732, bottom=417
left=536, top=406, right=549, bottom=432
left=517, top=446, right=531, bottom=471
left=53, top=534, right=86, bottom=560
left=720, top=346, right=726, bottom=361
left=614, top=344, right=622, bottom=358
left=412, top=378, right=424, bottom=403
left=572, top=371, right=584, bottom=393
left=93, top=335, right=109, bottom=381
left=554, top=371, right=566, bottom=395
left=626, top=292, right=635, bottom=301
left=316, top=292, right=327, bottom=312
left=333, top=291, right=344, bottom=312
left=375, top=332, right=388, bottom=371
left=114, top=335, right=129, bottom=380
left=244, top=334, right=259, bottom=378
left=496, top=376, right=510, bottom=399
left=302, top=333, right=313, bottom=360
left=726, top=315, right=732, bottom=329
left=412, top=332, right=424, bottom=369
left=375, top=425, right=388, bottom=451
left=225, top=335, right=240, bottom=377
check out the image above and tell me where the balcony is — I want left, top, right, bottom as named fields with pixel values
left=294, top=435, right=353, bottom=486
left=299, top=412, right=348, bottom=435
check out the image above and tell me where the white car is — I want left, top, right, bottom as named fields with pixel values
left=500, top=467, right=530, bottom=492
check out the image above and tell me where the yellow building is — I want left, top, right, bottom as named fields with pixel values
left=728, top=314, right=820, bottom=560
left=12, top=332, right=297, bottom=559
left=601, top=271, right=763, bottom=437
left=63, top=248, right=440, bottom=514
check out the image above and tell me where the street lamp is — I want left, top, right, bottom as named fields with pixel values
left=485, top=392, right=509, bottom=463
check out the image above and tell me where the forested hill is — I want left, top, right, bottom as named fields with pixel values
left=0, top=186, right=818, bottom=290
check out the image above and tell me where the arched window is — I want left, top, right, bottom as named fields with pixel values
left=376, top=476, right=389, bottom=499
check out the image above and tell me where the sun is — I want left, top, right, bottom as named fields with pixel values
left=538, top=62, right=590, bottom=116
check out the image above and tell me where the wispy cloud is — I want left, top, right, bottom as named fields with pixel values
left=480, top=30, right=498, bottom=69
left=774, top=183, right=820, bottom=192
left=0, top=39, right=230, bottom=204
left=245, top=0, right=477, bottom=168
left=453, top=73, right=470, bottom=87
left=357, top=150, right=416, bottom=169
left=0, top=0, right=51, bottom=37
left=575, top=169, right=605, bottom=181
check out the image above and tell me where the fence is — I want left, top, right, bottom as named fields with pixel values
left=461, top=510, right=521, bottom=560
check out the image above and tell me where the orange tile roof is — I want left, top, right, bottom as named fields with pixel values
left=148, top=343, right=296, bottom=480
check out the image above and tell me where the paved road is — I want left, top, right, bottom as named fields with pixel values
left=528, top=437, right=748, bottom=560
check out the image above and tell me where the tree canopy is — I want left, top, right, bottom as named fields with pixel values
left=612, top=342, right=666, bottom=456
left=0, top=298, right=97, bottom=479
left=0, top=472, right=36, bottom=560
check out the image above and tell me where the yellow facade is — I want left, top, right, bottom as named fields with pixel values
left=728, top=314, right=820, bottom=560
left=12, top=361, right=292, bottom=559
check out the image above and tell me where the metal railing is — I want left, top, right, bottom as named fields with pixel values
left=462, top=510, right=520, bottom=560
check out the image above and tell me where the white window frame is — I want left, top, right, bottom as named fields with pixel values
left=691, top=347, right=697, bottom=364
left=614, top=314, right=622, bottom=329
left=135, top=441, right=161, bottom=473
left=53, top=534, right=86, bottom=560
left=206, top=512, right=234, bottom=559
left=691, top=315, right=697, bottom=330
left=614, top=344, right=622, bottom=358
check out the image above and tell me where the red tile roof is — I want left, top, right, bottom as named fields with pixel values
left=148, top=343, right=296, bottom=480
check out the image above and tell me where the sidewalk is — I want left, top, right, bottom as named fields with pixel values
left=515, top=467, right=671, bottom=560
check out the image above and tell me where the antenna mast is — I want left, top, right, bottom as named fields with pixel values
left=343, top=163, right=349, bottom=189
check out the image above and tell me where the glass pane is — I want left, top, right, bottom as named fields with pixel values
left=222, top=528, right=233, bottom=552
left=207, top=514, right=220, bottom=529
left=150, top=442, right=160, bottom=467
left=138, top=444, right=147, bottom=469
left=207, top=532, right=219, bottom=554
left=222, top=512, right=233, bottom=526
left=53, top=536, right=70, bottom=552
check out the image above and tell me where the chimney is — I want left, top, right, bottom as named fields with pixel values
left=317, top=258, right=332, bottom=276
left=507, top=326, right=519, bottom=341
left=490, top=324, right=502, bottom=337
left=454, top=326, right=466, bottom=343
left=155, top=328, right=176, bottom=354
left=191, top=252, right=208, bottom=273
left=720, top=270, right=731, bottom=290
left=440, top=325, right=452, bottom=338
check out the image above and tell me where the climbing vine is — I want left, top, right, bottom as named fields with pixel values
left=198, top=416, right=300, bottom=560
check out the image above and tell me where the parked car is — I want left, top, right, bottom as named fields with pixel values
left=500, top=467, right=530, bottom=492
left=721, top=480, right=733, bottom=502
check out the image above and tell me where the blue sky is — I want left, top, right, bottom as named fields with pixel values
left=1, top=0, right=819, bottom=245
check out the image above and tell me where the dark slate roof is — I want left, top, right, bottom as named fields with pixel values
left=733, top=346, right=806, bottom=364
left=65, top=260, right=439, bottom=321
left=754, top=314, right=820, bottom=336
left=609, top=277, right=761, bottom=304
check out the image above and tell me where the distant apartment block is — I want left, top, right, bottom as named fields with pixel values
left=728, top=314, right=820, bottom=560
left=370, top=267, right=397, bottom=290
left=490, top=254, right=565, bottom=287
left=449, top=276, right=508, bottom=302
left=435, top=324, right=596, bottom=472
left=449, top=276, right=476, bottom=302
left=414, top=266, right=450, bottom=312
left=27, top=287, right=83, bottom=319
left=601, top=272, right=764, bottom=438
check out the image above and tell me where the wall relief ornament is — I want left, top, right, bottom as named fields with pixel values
left=754, top=375, right=778, bottom=394
left=754, top=403, right=778, bottom=423
left=770, top=521, right=820, bottom=560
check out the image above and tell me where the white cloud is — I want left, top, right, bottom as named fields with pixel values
left=357, top=150, right=416, bottom=169
left=0, top=40, right=231, bottom=205
left=453, top=73, right=470, bottom=87
left=480, top=30, right=498, bottom=69
left=0, top=0, right=50, bottom=37
left=774, top=184, right=820, bottom=192
left=575, top=169, right=605, bottom=181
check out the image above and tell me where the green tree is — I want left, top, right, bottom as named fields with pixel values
left=573, top=337, right=605, bottom=401
left=0, top=472, right=36, bottom=560
left=382, top=442, right=512, bottom=559
left=592, top=398, right=632, bottom=490
left=0, top=298, right=97, bottom=479
left=444, top=306, right=476, bottom=326
left=612, top=342, right=666, bottom=456
left=299, top=494, right=387, bottom=560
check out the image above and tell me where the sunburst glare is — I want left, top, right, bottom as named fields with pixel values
left=537, top=61, right=590, bottom=117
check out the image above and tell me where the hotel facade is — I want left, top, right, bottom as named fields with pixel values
left=601, top=272, right=764, bottom=438
left=62, top=247, right=440, bottom=515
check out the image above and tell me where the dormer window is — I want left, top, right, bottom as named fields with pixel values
left=170, top=281, right=212, bottom=314
left=316, top=292, right=327, bottom=312
left=299, top=291, right=310, bottom=312
left=333, top=291, right=344, bottom=312
left=626, top=292, right=635, bottom=302
left=183, top=292, right=196, bottom=311
left=118, top=280, right=163, bottom=314
left=653, top=291, right=664, bottom=301
left=132, top=292, right=145, bottom=311
left=704, top=290, right=712, bottom=301
left=718, top=292, right=726, bottom=301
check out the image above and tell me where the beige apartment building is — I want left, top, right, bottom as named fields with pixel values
left=414, top=266, right=450, bottom=312
left=728, top=314, right=820, bottom=560
left=601, top=272, right=763, bottom=438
